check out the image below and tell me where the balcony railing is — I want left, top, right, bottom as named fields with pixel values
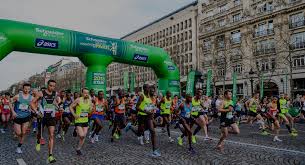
left=254, top=47, right=276, bottom=55
left=290, top=41, right=305, bottom=50
left=253, top=29, right=274, bottom=37
left=289, top=19, right=305, bottom=29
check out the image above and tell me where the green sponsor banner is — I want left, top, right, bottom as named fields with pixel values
left=130, top=72, right=135, bottom=93
left=186, top=70, right=196, bottom=96
left=206, top=69, right=212, bottom=97
left=74, top=33, right=125, bottom=57
left=92, top=72, right=105, bottom=85
left=124, top=72, right=129, bottom=92
left=232, top=72, right=237, bottom=105
left=260, top=74, right=264, bottom=99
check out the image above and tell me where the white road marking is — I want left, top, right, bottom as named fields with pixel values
left=16, top=158, right=27, bottom=165
left=167, top=130, right=305, bottom=155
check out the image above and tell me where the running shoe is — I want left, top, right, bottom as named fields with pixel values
left=192, top=136, right=197, bottom=144
left=151, top=150, right=161, bottom=157
left=125, top=122, right=132, bottom=133
left=177, top=137, right=183, bottom=146
left=36, top=143, right=41, bottom=152
left=16, top=147, right=22, bottom=154
left=273, top=136, right=282, bottom=142
left=40, top=138, right=46, bottom=145
left=47, top=156, right=56, bottom=163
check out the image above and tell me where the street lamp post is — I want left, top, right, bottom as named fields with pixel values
left=244, top=81, right=248, bottom=97
left=249, top=68, right=255, bottom=96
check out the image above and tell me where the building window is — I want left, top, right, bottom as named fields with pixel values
left=189, top=41, right=192, bottom=50
left=233, top=13, right=241, bottom=22
left=293, top=55, right=305, bottom=68
left=289, top=12, right=305, bottom=29
left=173, top=25, right=176, bottom=33
left=254, top=20, right=274, bottom=37
left=189, top=30, right=192, bottom=39
left=189, top=53, right=192, bottom=62
left=218, top=19, right=225, bottom=27
left=185, top=20, right=188, bottom=29
left=177, top=24, right=180, bottom=32
left=189, top=19, right=192, bottom=27
left=233, top=64, right=243, bottom=74
left=234, top=0, right=241, bottom=6
left=231, top=30, right=241, bottom=44
left=206, top=10, right=213, bottom=17
left=217, top=35, right=225, bottom=49
left=181, top=22, right=183, bottom=31
left=255, top=39, right=275, bottom=55
left=206, top=24, right=213, bottom=32
left=219, top=4, right=227, bottom=13
left=185, top=31, right=188, bottom=40
left=258, top=2, right=273, bottom=13
left=291, top=32, right=305, bottom=49
left=203, top=39, right=211, bottom=51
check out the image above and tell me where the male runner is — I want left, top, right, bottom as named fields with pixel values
left=12, top=83, right=33, bottom=154
left=216, top=90, right=240, bottom=151
left=31, top=80, right=61, bottom=163
left=70, top=88, right=93, bottom=155
left=159, top=91, right=174, bottom=142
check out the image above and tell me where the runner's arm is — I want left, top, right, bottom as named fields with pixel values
left=70, top=98, right=80, bottom=118
left=136, top=94, right=144, bottom=112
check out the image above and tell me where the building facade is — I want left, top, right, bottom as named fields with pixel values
left=107, top=2, right=199, bottom=92
left=198, top=0, right=305, bottom=97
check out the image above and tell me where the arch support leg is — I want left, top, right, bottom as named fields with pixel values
left=86, top=65, right=107, bottom=93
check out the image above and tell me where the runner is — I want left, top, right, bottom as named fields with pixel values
left=60, top=90, right=73, bottom=141
left=278, top=93, right=298, bottom=137
left=216, top=90, right=240, bottom=152
left=190, top=90, right=208, bottom=143
left=176, top=94, right=195, bottom=154
left=11, top=83, right=34, bottom=154
left=111, top=90, right=126, bottom=142
left=1, top=92, right=11, bottom=133
left=31, top=80, right=61, bottom=163
left=55, top=90, right=65, bottom=139
left=90, top=91, right=108, bottom=143
left=159, top=91, right=174, bottom=143
left=247, top=92, right=269, bottom=135
left=266, top=97, right=282, bottom=142
left=126, top=84, right=160, bottom=157
left=70, top=88, right=93, bottom=155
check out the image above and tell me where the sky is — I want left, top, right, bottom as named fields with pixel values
left=0, top=0, right=194, bottom=90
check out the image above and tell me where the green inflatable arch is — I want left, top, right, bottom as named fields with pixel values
left=0, top=19, right=180, bottom=95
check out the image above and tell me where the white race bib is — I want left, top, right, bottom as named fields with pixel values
left=165, top=103, right=171, bottom=109
left=145, top=104, right=155, bottom=112
left=18, top=104, right=29, bottom=110
left=3, top=105, right=10, bottom=109
left=45, top=104, right=55, bottom=112
left=118, top=104, right=125, bottom=110
left=185, top=111, right=191, bottom=118
left=96, top=105, right=104, bottom=112
left=64, top=107, right=70, bottom=113
left=80, top=112, right=88, bottom=117
left=226, top=112, right=233, bottom=119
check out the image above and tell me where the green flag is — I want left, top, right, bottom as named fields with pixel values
left=232, top=72, right=237, bottom=105
left=123, top=72, right=129, bottom=92
left=206, top=69, right=212, bottom=97
left=186, top=70, right=196, bottom=96
left=260, top=74, right=264, bottom=99
left=130, top=72, right=135, bottom=93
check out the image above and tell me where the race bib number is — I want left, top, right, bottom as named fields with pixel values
left=226, top=112, right=233, bottom=119
left=80, top=112, right=88, bottom=117
left=165, top=103, right=171, bottom=109
left=45, top=104, right=55, bottom=112
left=18, top=104, right=29, bottom=111
left=145, top=104, right=155, bottom=112
left=96, top=105, right=104, bottom=112
left=118, top=104, right=125, bottom=110
left=64, top=107, right=70, bottom=113
left=185, top=112, right=191, bottom=118
left=192, top=106, right=200, bottom=112
left=261, top=108, right=266, bottom=112
left=3, top=105, right=10, bottom=109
